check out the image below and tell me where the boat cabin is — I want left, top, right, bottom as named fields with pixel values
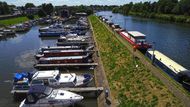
left=128, top=31, right=146, bottom=44
left=31, top=70, right=77, bottom=87
left=25, top=85, right=52, bottom=104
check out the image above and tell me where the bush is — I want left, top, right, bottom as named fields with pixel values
left=27, top=15, right=34, bottom=20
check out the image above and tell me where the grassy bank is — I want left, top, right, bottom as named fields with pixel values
left=129, top=12, right=190, bottom=24
left=89, top=15, right=183, bottom=107
left=0, top=15, right=39, bottom=26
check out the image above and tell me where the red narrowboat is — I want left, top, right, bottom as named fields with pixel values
left=119, top=31, right=152, bottom=51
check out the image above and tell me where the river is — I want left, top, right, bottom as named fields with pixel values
left=0, top=24, right=97, bottom=106
left=96, top=11, right=190, bottom=70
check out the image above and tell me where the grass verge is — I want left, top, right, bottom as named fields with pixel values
left=0, top=15, right=39, bottom=26
left=89, top=15, right=183, bottom=107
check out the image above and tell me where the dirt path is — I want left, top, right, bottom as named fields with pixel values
left=98, top=17, right=190, bottom=107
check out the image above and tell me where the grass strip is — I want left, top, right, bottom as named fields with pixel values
left=89, top=15, right=183, bottom=107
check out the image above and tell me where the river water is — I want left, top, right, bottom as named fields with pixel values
left=0, top=25, right=97, bottom=106
left=97, top=11, right=190, bottom=70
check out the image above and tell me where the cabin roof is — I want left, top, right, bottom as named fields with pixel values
left=128, top=31, right=146, bottom=37
left=59, top=73, right=76, bottom=83
left=43, top=49, right=83, bottom=53
left=147, top=49, right=187, bottom=74
left=33, top=70, right=59, bottom=79
left=40, top=55, right=84, bottom=60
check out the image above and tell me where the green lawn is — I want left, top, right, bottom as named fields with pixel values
left=0, top=15, right=39, bottom=26
left=89, top=15, right=183, bottom=107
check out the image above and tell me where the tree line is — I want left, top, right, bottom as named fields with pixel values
left=0, top=1, right=12, bottom=15
left=112, top=0, right=190, bottom=23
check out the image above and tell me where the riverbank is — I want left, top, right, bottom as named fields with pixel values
left=0, top=15, right=39, bottom=27
left=125, top=12, right=190, bottom=24
left=89, top=15, right=184, bottom=106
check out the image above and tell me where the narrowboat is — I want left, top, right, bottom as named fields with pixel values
left=39, top=31, right=68, bottom=37
left=38, top=45, right=93, bottom=53
left=119, top=31, right=151, bottom=51
left=19, top=85, right=83, bottom=107
left=58, top=35, right=90, bottom=42
left=146, top=49, right=190, bottom=90
left=36, top=46, right=94, bottom=59
left=39, top=23, right=64, bottom=32
left=37, top=54, right=93, bottom=64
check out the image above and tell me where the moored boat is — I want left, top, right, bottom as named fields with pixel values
left=119, top=31, right=152, bottom=51
left=146, top=49, right=190, bottom=90
left=36, top=46, right=94, bottom=59
left=19, top=85, right=83, bottom=107
left=38, top=45, right=94, bottom=53
left=37, top=53, right=93, bottom=64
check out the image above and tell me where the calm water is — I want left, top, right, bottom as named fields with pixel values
left=97, top=11, right=190, bottom=70
left=0, top=26, right=97, bottom=107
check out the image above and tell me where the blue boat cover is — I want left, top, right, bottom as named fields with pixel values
left=14, top=72, right=28, bottom=81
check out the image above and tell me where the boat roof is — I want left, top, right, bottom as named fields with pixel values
left=40, top=55, right=85, bottom=61
left=59, top=73, right=76, bottom=83
left=147, top=49, right=187, bottom=74
left=120, top=31, right=129, bottom=37
left=41, top=46, right=80, bottom=49
left=128, top=31, right=146, bottom=37
left=32, top=70, right=59, bottom=80
left=43, top=49, right=83, bottom=53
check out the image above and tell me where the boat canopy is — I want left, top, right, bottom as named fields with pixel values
left=29, top=85, right=52, bottom=95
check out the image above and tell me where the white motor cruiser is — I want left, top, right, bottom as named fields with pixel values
left=19, top=85, right=83, bottom=107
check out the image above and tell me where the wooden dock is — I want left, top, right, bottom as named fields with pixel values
left=11, top=87, right=104, bottom=94
left=34, top=63, right=98, bottom=69
left=57, top=42, right=94, bottom=46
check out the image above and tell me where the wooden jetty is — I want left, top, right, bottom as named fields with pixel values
left=57, top=42, right=94, bottom=46
left=11, top=87, right=104, bottom=94
left=34, top=63, right=98, bottom=69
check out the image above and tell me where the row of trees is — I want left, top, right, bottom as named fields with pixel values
left=0, top=1, right=12, bottom=15
left=113, top=0, right=190, bottom=16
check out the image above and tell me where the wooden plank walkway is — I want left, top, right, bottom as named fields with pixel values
left=11, top=87, right=104, bottom=94
left=34, top=63, right=98, bottom=68
left=57, top=42, right=94, bottom=46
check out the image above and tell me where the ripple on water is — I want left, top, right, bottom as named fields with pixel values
left=15, top=50, right=36, bottom=69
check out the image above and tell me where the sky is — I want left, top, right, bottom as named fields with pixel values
left=0, top=0, right=157, bottom=6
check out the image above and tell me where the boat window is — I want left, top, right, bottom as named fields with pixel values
left=73, top=78, right=77, bottom=84
left=183, top=76, right=190, bottom=85
left=38, top=93, right=47, bottom=98
left=55, top=74, right=60, bottom=80
left=25, top=94, right=36, bottom=104
left=44, top=87, right=53, bottom=96
left=31, top=80, right=43, bottom=85
left=49, top=79, right=56, bottom=83
left=136, top=39, right=146, bottom=44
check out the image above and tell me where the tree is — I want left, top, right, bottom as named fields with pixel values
left=179, top=0, right=190, bottom=15
left=38, top=9, right=46, bottom=17
left=41, top=3, right=54, bottom=15
left=25, top=3, right=35, bottom=9
left=0, top=1, right=11, bottom=15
